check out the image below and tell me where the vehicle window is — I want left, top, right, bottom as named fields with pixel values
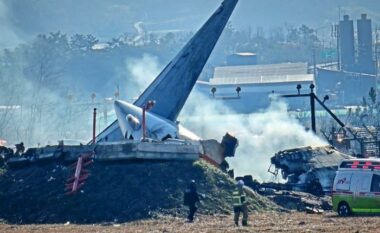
left=371, top=174, right=380, bottom=192
left=350, top=172, right=372, bottom=192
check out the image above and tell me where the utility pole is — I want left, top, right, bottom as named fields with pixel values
left=281, top=84, right=317, bottom=133
left=310, top=84, right=316, bottom=133
left=142, top=100, right=155, bottom=140
left=281, top=84, right=354, bottom=135
left=336, top=6, right=342, bottom=70
left=372, top=26, right=380, bottom=103
left=313, top=47, right=317, bottom=78
left=336, top=24, right=341, bottom=70
left=92, top=108, right=97, bottom=144
left=332, top=24, right=340, bottom=70
left=376, top=26, right=379, bottom=90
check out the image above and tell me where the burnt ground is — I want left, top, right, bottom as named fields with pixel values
left=0, top=160, right=278, bottom=224
left=0, top=212, right=380, bottom=233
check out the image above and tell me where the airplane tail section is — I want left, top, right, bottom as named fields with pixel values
left=95, top=0, right=238, bottom=143
left=134, top=0, right=238, bottom=121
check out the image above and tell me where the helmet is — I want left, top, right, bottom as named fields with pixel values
left=237, top=180, right=244, bottom=186
left=189, top=180, right=196, bottom=189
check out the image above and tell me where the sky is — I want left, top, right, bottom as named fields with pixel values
left=1, top=0, right=379, bottom=49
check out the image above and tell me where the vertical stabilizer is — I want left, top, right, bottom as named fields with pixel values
left=96, top=0, right=238, bottom=143
left=134, top=0, right=238, bottom=121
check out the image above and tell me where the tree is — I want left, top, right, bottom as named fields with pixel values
left=369, top=87, right=376, bottom=105
left=286, top=26, right=300, bottom=43
left=70, top=34, right=98, bottom=52
left=21, top=32, right=70, bottom=145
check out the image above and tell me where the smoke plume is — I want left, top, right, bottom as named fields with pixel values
left=0, top=0, right=23, bottom=49
left=123, top=54, right=327, bottom=181
left=180, top=91, right=327, bottom=181
left=125, top=54, right=161, bottom=100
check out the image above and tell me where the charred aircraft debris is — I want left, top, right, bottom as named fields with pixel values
left=269, top=145, right=353, bottom=195
left=227, top=146, right=354, bottom=212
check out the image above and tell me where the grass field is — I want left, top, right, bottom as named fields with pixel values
left=1, top=211, right=379, bottom=233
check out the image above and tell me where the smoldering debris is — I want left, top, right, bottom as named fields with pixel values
left=181, top=93, right=327, bottom=181
left=270, top=145, right=353, bottom=194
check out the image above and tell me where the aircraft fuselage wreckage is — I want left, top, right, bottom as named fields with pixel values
left=97, top=0, right=238, bottom=144
left=92, top=0, right=240, bottom=165
left=5, top=0, right=239, bottom=170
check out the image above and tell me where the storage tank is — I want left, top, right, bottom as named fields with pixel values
left=339, top=15, right=355, bottom=72
left=357, top=13, right=375, bottom=74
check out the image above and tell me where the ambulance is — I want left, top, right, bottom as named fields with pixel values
left=332, top=159, right=380, bottom=216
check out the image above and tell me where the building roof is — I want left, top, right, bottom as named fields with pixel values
left=209, top=74, right=314, bottom=85
left=205, top=62, right=312, bottom=85
left=214, top=62, right=308, bottom=79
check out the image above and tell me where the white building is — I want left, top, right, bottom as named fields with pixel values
left=196, top=62, right=314, bottom=112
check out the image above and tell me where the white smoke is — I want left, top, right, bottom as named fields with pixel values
left=125, top=54, right=161, bottom=99
left=0, top=0, right=23, bottom=49
left=0, top=71, right=93, bottom=147
left=180, top=91, right=327, bottom=181
left=0, top=40, right=94, bottom=147
left=123, top=53, right=327, bottom=181
left=132, top=22, right=147, bottom=45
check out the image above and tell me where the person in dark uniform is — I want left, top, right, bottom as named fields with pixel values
left=15, top=142, right=25, bottom=156
left=184, top=180, right=200, bottom=222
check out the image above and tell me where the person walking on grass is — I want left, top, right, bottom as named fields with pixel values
left=232, top=180, right=248, bottom=226
left=184, top=180, right=200, bottom=222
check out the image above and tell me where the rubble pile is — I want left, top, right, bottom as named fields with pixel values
left=270, top=145, right=353, bottom=193
left=237, top=176, right=332, bottom=213
left=0, top=160, right=278, bottom=224
left=261, top=190, right=332, bottom=212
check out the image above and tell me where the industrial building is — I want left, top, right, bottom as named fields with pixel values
left=316, top=69, right=376, bottom=106
left=316, top=13, right=377, bottom=106
left=357, top=14, right=375, bottom=74
left=339, top=15, right=356, bottom=72
left=337, top=14, right=375, bottom=74
left=196, top=13, right=377, bottom=113
left=196, top=62, right=314, bottom=112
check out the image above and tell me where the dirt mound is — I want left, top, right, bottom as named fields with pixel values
left=0, top=160, right=278, bottom=224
